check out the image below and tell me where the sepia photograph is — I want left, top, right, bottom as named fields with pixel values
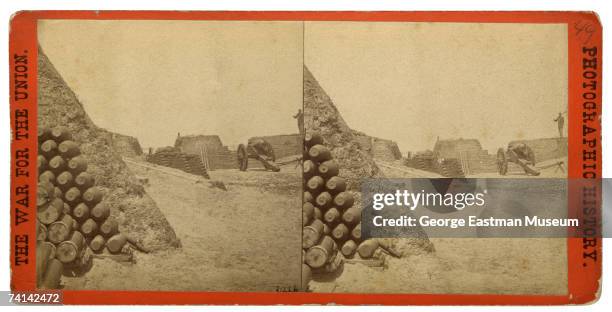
left=35, top=20, right=304, bottom=291
left=301, top=21, right=569, bottom=294
left=18, top=12, right=599, bottom=305
left=3, top=3, right=607, bottom=309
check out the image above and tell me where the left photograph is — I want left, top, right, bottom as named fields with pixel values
left=36, top=20, right=304, bottom=291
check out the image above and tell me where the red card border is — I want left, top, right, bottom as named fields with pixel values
left=9, top=11, right=602, bottom=305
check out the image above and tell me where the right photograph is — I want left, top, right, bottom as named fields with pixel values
left=302, top=22, right=569, bottom=294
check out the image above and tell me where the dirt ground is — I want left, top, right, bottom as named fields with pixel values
left=311, top=237, right=566, bottom=295
left=62, top=155, right=569, bottom=295
left=63, top=160, right=302, bottom=292
left=310, top=157, right=568, bottom=295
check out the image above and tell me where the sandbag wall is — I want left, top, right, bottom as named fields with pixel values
left=404, top=152, right=466, bottom=177
left=203, top=147, right=238, bottom=170
left=110, top=132, right=143, bottom=158
left=147, top=147, right=210, bottom=178
left=371, top=139, right=402, bottom=162
left=302, top=133, right=368, bottom=285
left=37, top=126, right=128, bottom=289
left=435, top=159, right=466, bottom=178
left=404, top=152, right=435, bottom=171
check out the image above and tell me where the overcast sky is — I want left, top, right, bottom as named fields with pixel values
left=305, top=22, right=567, bottom=152
left=39, top=20, right=567, bottom=153
left=38, top=20, right=303, bottom=149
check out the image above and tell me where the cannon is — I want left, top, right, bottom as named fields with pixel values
left=236, top=138, right=280, bottom=172
left=496, top=143, right=540, bottom=176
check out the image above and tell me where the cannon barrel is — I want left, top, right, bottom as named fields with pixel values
left=325, top=176, right=346, bottom=194
left=306, top=176, right=325, bottom=192
left=313, top=207, right=322, bottom=220
left=331, top=223, right=349, bottom=242
left=342, top=207, right=362, bottom=226
left=91, top=202, right=110, bottom=221
left=107, top=233, right=128, bottom=254
left=39, top=170, right=56, bottom=184
left=305, top=236, right=335, bottom=269
left=48, top=214, right=75, bottom=244
left=304, top=133, right=323, bottom=148
left=317, top=160, right=339, bottom=178
left=357, top=239, right=379, bottom=259
left=40, top=259, right=63, bottom=289
left=37, top=180, right=55, bottom=208
left=68, top=155, right=88, bottom=174
left=38, top=155, right=48, bottom=173
left=64, top=187, right=81, bottom=206
left=341, top=240, right=357, bottom=258
left=351, top=223, right=362, bottom=241
left=307, top=144, right=331, bottom=162
left=36, top=242, right=55, bottom=284
left=302, top=203, right=315, bottom=226
left=323, top=207, right=341, bottom=224
left=80, top=218, right=99, bottom=238
left=38, top=198, right=64, bottom=225
left=303, top=191, right=314, bottom=204
left=315, top=191, right=333, bottom=209
left=72, top=203, right=90, bottom=223
left=56, top=171, right=74, bottom=191
left=83, top=187, right=103, bottom=206
left=58, top=140, right=80, bottom=158
left=56, top=231, right=85, bottom=263
left=90, top=235, right=107, bottom=253
left=38, top=127, right=53, bottom=142
left=100, top=217, right=119, bottom=238
left=75, top=172, right=94, bottom=189
left=37, top=221, right=48, bottom=242
left=302, top=219, right=324, bottom=249
left=303, top=160, right=318, bottom=178
left=333, top=192, right=354, bottom=209
left=40, top=140, right=58, bottom=158
left=48, top=155, right=67, bottom=174
left=50, top=126, right=72, bottom=142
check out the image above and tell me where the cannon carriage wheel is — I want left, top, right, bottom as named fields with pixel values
left=237, top=144, right=249, bottom=171
left=496, top=148, right=508, bottom=176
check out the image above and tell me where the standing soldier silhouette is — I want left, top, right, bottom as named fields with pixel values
left=553, top=112, right=565, bottom=138
left=293, top=109, right=304, bottom=135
